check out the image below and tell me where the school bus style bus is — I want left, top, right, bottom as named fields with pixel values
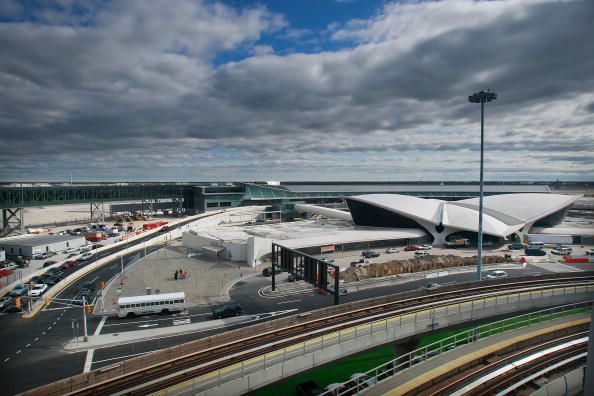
left=117, top=292, right=185, bottom=318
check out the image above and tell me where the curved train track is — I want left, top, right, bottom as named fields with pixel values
left=24, top=274, right=594, bottom=396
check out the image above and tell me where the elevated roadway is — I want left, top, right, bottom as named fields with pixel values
left=21, top=274, right=594, bottom=396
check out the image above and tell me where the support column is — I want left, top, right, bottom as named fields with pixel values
left=1, top=208, right=24, bottom=237
left=89, top=202, right=105, bottom=224
left=141, top=199, right=154, bottom=218
left=583, top=303, right=594, bottom=395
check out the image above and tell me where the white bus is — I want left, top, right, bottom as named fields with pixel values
left=117, top=292, right=185, bottom=318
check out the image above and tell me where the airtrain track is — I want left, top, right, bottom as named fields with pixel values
left=425, top=331, right=588, bottom=396
left=24, top=274, right=594, bottom=396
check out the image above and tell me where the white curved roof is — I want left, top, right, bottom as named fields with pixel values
left=345, top=193, right=580, bottom=237
left=346, top=194, right=443, bottom=225
left=456, top=193, right=581, bottom=223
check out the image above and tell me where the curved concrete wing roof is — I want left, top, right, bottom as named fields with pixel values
left=442, top=203, right=524, bottom=237
left=456, top=193, right=581, bottom=223
left=346, top=194, right=443, bottom=225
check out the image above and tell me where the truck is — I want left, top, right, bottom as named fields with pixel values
left=143, top=221, right=169, bottom=230
left=444, top=238, right=470, bottom=248
left=85, top=232, right=104, bottom=242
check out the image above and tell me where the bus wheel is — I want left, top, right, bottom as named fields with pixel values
left=161, top=309, right=170, bottom=315
left=126, top=312, right=135, bottom=318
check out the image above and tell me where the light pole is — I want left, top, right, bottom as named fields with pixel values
left=468, top=89, right=497, bottom=280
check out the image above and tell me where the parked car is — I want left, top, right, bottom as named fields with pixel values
left=362, top=250, right=380, bottom=258
left=28, top=284, right=48, bottom=297
left=79, top=245, right=92, bottom=252
left=385, top=247, right=399, bottom=254
left=507, top=243, right=526, bottom=250
left=486, top=270, right=507, bottom=279
left=32, top=252, right=50, bottom=260
left=414, top=251, right=430, bottom=257
left=43, top=260, right=58, bottom=268
left=525, top=248, right=546, bottom=256
left=326, top=285, right=347, bottom=296
left=527, top=241, right=545, bottom=249
left=212, top=303, right=242, bottom=319
left=10, top=284, right=28, bottom=297
left=79, top=252, right=93, bottom=261
left=61, top=260, right=77, bottom=269
left=586, top=249, right=594, bottom=256
left=0, top=296, right=13, bottom=310
left=64, top=248, right=77, bottom=254
left=551, top=247, right=571, bottom=256
left=347, top=373, right=377, bottom=390
left=421, top=282, right=440, bottom=290
left=67, top=253, right=79, bottom=259
left=419, top=244, right=432, bottom=250
left=45, top=267, right=63, bottom=277
left=29, top=276, right=44, bottom=285
left=43, top=274, right=62, bottom=286
left=262, top=266, right=282, bottom=277
left=404, top=245, right=420, bottom=251
left=0, top=262, right=17, bottom=271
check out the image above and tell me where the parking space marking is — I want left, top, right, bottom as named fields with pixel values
left=42, top=332, right=46, bottom=335
left=25, top=344, right=31, bottom=348
left=4, top=358, right=9, bottom=362
left=34, top=338, right=39, bottom=342
left=16, top=350, right=21, bottom=354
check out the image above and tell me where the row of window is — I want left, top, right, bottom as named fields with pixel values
left=206, top=201, right=233, bottom=208
left=120, top=299, right=184, bottom=309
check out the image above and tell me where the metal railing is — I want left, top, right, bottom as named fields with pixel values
left=319, top=301, right=593, bottom=396
left=155, top=286, right=594, bottom=396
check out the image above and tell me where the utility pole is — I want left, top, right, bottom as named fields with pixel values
left=468, top=90, right=497, bottom=280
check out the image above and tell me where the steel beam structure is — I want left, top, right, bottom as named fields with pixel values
left=272, top=242, right=340, bottom=305
left=0, top=184, right=188, bottom=209
left=89, top=202, right=105, bottom=224
left=1, top=207, right=24, bottom=237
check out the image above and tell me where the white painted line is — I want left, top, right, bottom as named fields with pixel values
left=53, top=321, right=56, bottom=325
left=92, top=351, right=151, bottom=365
left=3, top=358, right=9, bottom=362
left=90, top=275, right=99, bottom=283
left=25, top=344, right=31, bottom=348
left=48, top=327, right=52, bottom=331
left=277, top=299, right=302, bottom=305
left=34, top=338, right=39, bottom=342
left=94, top=316, right=107, bottom=336
left=42, top=332, right=46, bottom=335
left=83, top=349, right=94, bottom=373
left=16, top=350, right=21, bottom=354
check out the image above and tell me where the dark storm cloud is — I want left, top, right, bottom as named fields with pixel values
left=0, top=0, right=592, bottom=181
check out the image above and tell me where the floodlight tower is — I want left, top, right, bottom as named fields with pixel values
left=468, top=89, right=497, bottom=280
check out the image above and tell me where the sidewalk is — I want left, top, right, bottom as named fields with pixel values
left=97, top=245, right=258, bottom=313
left=64, top=314, right=249, bottom=352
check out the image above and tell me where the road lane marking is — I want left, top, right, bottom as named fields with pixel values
left=93, top=351, right=151, bottom=365
left=277, top=299, right=302, bottom=305
left=173, top=318, right=191, bottom=326
left=4, top=358, right=9, bottom=362
left=16, top=350, right=21, bottom=354
left=95, top=315, right=107, bottom=335
left=83, top=350, right=94, bottom=373
left=25, top=344, right=31, bottom=348
left=138, top=323, right=159, bottom=328
left=48, top=327, right=52, bottom=330
left=42, top=332, right=46, bottom=335
left=34, top=338, right=39, bottom=342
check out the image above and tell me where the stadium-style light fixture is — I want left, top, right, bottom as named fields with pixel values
left=468, top=90, right=497, bottom=280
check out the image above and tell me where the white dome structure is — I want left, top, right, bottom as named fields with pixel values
left=344, top=193, right=581, bottom=246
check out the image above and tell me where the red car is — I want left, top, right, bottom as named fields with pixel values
left=61, top=260, right=77, bottom=269
left=404, top=245, right=420, bottom=251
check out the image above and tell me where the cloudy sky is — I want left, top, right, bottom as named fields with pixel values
left=0, top=0, right=592, bottom=182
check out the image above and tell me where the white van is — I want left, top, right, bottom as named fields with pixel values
left=528, top=241, right=544, bottom=248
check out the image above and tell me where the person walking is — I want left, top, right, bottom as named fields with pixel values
left=174, top=270, right=178, bottom=280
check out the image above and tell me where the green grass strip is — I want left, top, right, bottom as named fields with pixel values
left=250, top=346, right=396, bottom=396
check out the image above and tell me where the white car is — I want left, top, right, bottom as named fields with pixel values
left=419, top=245, right=432, bottom=250
left=79, top=245, right=92, bottom=252
left=551, top=247, right=571, bottom=256
left=28, top=284, right=48, bottom=297
left=80, top=252, right=93, bottom=260
left=486, top=270, right=507, bottom=279
left=386, top=248, right=399, bottom=254
left=414, top=251, right=430, bottom=257
left=64, top=248, right=77, bottom=254
left=0, top=262, right=17, bottom=271
left=322, top=257, right=335, bottom=263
